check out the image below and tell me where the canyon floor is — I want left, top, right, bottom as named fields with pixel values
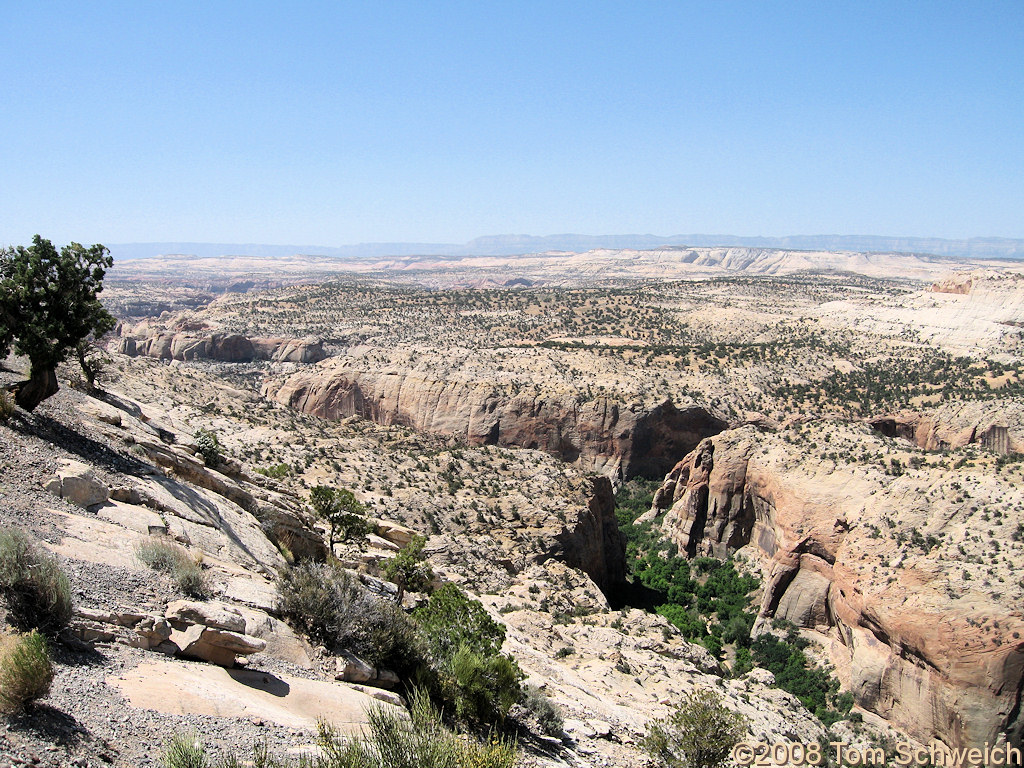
left=3, top=246, right=1023, bottom=766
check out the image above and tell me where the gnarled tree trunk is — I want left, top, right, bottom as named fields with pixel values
left=14, top=366, right=58, bottom=412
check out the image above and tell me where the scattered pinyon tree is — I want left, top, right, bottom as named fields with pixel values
left=309, top=485, right=373, bottom=551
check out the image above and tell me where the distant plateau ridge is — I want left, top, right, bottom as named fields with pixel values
left=107, top=234, right=1024, bottom=262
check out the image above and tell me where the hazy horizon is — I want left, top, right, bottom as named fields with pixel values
left=102, top=232, right=1024, bottom=262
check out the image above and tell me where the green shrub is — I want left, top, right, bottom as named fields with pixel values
left=446, top=645, right=523, bottom=723
left=161, top=732, right=207, bottom=768
left=319, top=688, right=517, bottom=768
left=276, top=561, right=423, bottom=672
left=384, top=535, right=434, bottom=602
left=457, top=733, right=518, bottom=768
left=521, top=684, right=564, bottom=736
left=0, top=527, right=73, bottom=634
left=721, top=612, right=755, bottom=647
left=412, top=584, right=522, bottom=724
left=751, top=632, right=844, bottom=723
left=136, top=538, right=212, bottom=600
left=254, top=463, right=290, bottom=479
left=413, top=583, right=506, bottom=661
left=193, top=429, right=223, bottom=468
left=732, top=647, right=753, bottom=677
left=701, top=634, right=723, bottom=659
left=644, top=688, right=746, bottom=768
left=656, top=604, right=706, bottom=640
left=0, top=630, right=54, bottom=712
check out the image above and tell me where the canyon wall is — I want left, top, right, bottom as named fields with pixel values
left=264, top=362, right=727, bottom=481
left=549, top=476, right=626, bottom=592
left=650, top=427, right=1024, bottom=751
left=117, top=332, right=326, bottom=364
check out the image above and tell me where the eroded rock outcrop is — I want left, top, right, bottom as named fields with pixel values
left=869, top=399, right=1024, bottom=454
left=117, top=332, right=325, bottom=364
left=67, top=388, right=327, bottom=571
left=264, top=360, right=726, bottom=480
left=71, top=600, right=268, bottom=667
left=651, top=426, right=1024, bottom=751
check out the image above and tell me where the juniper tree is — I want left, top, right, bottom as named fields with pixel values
left=0, top=236, right=115, bottom=411
left=309, top=486, right=372, bottom=552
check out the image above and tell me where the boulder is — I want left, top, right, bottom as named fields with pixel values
left=95, top=500, right=168, bottom=536
left=166, top=600, right=246, bottom=633
left=343, top=683, right=406, bottom=707
left=168, top=623, right=266, bottom=667
left=365, top=533, right=400, bottom=552
left=44, top=460, right=109, bottom=508
left=335, top=653, right=375, bottom=683
left=373, top=519, right=418, bottom=548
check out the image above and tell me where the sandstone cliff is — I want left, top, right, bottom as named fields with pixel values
left=264, top=357, right=726, bottom=480
left=117, top=331, right=326, bottom=364
left=650, top=425, right=1024, bottom=751
left=869, top=398, right=1024, bottom=454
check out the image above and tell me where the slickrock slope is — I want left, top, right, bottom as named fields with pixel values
left=0, top=378, right=407, bottom=766
left=816, top=270, right=1024, bottom=357
left=648, top=424, right=1024, bottom=751
left=265, top=353, right=727, bottom=481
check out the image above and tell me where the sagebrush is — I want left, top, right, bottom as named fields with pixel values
left=136, top=538, right=212, bottom=600
left=0, top=630, right=54, bottom=713
left=0, top=527, right=73, bottom=634
left=521, top=684, right=564, bottom=736
left=169, top=688, right=517, bottom=768
left=644, top=688, right=746, bottom=768
left=161, top=731, right=208, bottom=768
left=276, top=561, right=422, bottom=672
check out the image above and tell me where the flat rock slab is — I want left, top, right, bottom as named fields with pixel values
left=45, top=509, right=146, bottom=569
left=108, top=659, right=396, bottom=733
left=95, top=500, right=168, bottom=536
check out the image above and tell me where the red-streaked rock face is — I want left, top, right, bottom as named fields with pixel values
left=263, top=361, right=727, bottom=481
left=651, top=426, right=1024, bottom=752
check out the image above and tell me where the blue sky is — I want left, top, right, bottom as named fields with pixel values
left=1, top=1, right=1022, bottom=246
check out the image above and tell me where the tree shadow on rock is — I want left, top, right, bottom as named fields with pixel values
left=6, top=703, right=90, bottom=749
left=20, top=413, right=154, bottom=477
